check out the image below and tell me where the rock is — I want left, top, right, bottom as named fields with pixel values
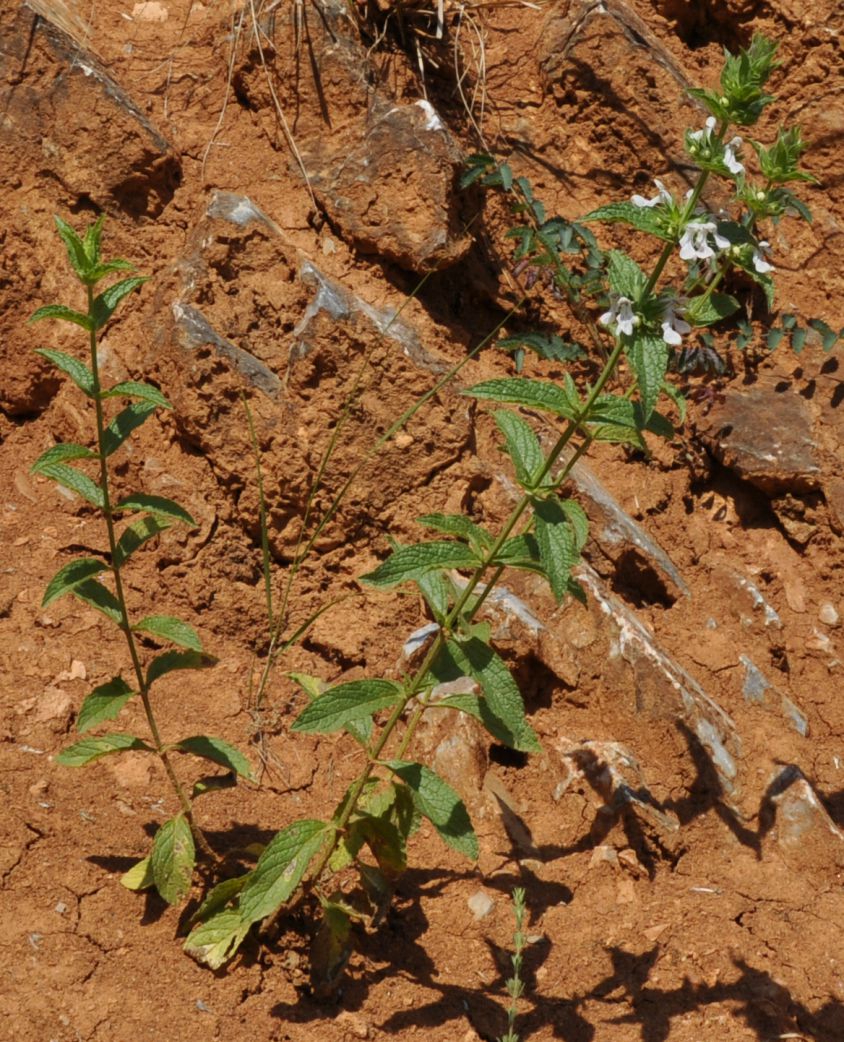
left=819, top=603, right=840, bottom=627
left=766, top=766, right=844, bottom=870
left=739, top=654, right=809, bottom=736
left=417, top=705, right=489, bottom=811
left=698, top=380, right=820, bottom=496
left=467, top=890, right=496, bottom=920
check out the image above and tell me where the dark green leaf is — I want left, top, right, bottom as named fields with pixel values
left=627, top=334, right=669, bottom=420
left=291, top=679, right=403, bottom=734
left=101, top=402, right=158, bottom=457
left=417, top=514, right=493, bottom=553
left=81, top=214, right=106, bottom=265
left=34, top=348, right=95, bottom=396
left=147, top=649, right=217, bottom=688
left=77, top=676, right=134, bottom=733
left=56, top=732, right=152, bottom=766
left=32, top=443, right=97, bottom=472
left=72, top=579, right=123, bottom=625
left=172, top=736, right=255, bottom=781
left=686, top=291, right=741, bottom=327
left=29, top=304, right=92, bottom=331
left=42, top=557, right=107, bottom=608
left=191, top=873, right=252, bottom=924
left=36, top=463, right=103, bottom=508
left=114, top=494, right=195, bottom=526
left=464, top=378, right=578, bottom=419
left=133, top=614, right=202, bottom=651
left=120, top=856, right=155, bottom=891
left=113, top=515, right=172, bottom=568
left=84, top=259, right=134, bottom=284
left=534, top=497, right=577, bottom=603
left=498, top=333, right=585, bottom=364
left=583, top=201, right=674, bottom=241
left=238, top=820, right=330, bottom=925
left=101, top=381, right=172, bottom=408
left=184, top=910, right=250, bottom=970
left=360, top=542, right=480, bottom=589
left=150, top=814, right=196, bottom=905
left=91, top=277, right=147, bottom=329
left=384, top=761, right=478, bottom=861
left=492, top=533, right=544, bottom=574
left=494, top=410, right=545, bottom=489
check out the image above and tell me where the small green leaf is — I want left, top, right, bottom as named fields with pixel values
left=191, top=873, right=252, bottom=924
left=238, top=820, right=330, bottom=925
left=147, top=649, right=217, bottom=688
left=81, top=215, right=106, bottom=265
left=464, top=378, right=578, bottom=420
left=384, top=761, right=478, bottom=861
left=71, top=579, right=124, bottom=625
left=150, top=814, right=196, bottom=905
left=56, top=732, right=152, bottom=766
left=559, top=499, right=589, bottom=553
left=120, top=856, right=155, bottom=891
left=492, top=533, right=544, bottom=575
left=191, top=773, right=238, bottom=800
left=101, top=380, right=172, bottom=408
left=312, top=900, right=354, bottom=994
left=498, top=333, right=585, bottom=364
left=36, top=463, right=104, bottom=508
left=42, top=557, right=107, bottom=608
left=114, top=494, right=195, bottom=526
left=583, top=201, right=674, bottom=241
left=417, top=514, right=493, bottom=553
left=534, top=497, right=577, bottom=603
left=32, top=443, right=97, bottom=472
left=415, top=571, right=451, bottom=624
left=790, top=326, right=807, bottom=353
left=287, top=672, right=326, bottom=700
left=101, top=402, right=158, bottom=457
left=172, top=736, right=255, bottom=781
left=113, top=515, right=172, bottom=568
left=53, top=216, right=91, bottom=280
left=808, top=318, right=839, bottom=352
left=360, top=542, right=481, bottom=590
left=184, top=910, right=250, bottom=970
left=85, top=259, right=134, bottom=284
left=91, top=276, right=147, bottom=329
left=607, top=250, right=646, bottom=300
left=686, top=291, right=741, bottom=327
left=767, top=327, right=785, bottom=351
left=34, top=348, right=95, bottom=396
left=133, top=614, right=202, bottom=651
left=627, top=334, right=669, bottom=420
left=291, top=679, right=403, bottom=734
left=494, top=410, right=545, bottom=489
left=77, top=676, right=135, bottom=733
left=29, top=304, right=93, bottom=331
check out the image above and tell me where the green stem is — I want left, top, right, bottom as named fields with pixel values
left=87, top=287, right=214, bottom=861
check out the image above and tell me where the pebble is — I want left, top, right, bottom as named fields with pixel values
left=819, top=602, right=840, bottom=627
left=467, top=890, right=495, bottom=920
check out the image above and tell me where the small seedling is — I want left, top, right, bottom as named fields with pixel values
left=31, top=217, right=254, bottom=904
left=499, top=887, right=528, bottom=1042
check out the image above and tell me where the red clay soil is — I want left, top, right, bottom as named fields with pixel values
left=2, top=1, right=844, bottom=1040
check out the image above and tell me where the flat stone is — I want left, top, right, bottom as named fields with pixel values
left=699, top=382, right=820, bottom=496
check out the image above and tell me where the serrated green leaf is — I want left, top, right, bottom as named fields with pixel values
left=56, top=732, right=152, bottom=766
left=589, top=423, right=647, bottom=450
left=184, top=910, right=251, bottom=970
left=114, top=494, right=195, bottom=526
left=101, top=381, right=172, bottom=408
left=120, top=856, right=155, bottom=891
left=172, top=735, right=255, bottom=781
left=29, top=304, right=93, bottom=331
left=133, top=614, right=202, bottom=651
left=81, top=215, right=106, bottom=265
left=583, top=201, right=674, bottom=241
left=32, top=443, right=97, bottom=473
left=494, top=410, right=545, bottom=489
left=464, top=378, right=578, bottom=420
left=808, top=318, right=839, bottom=352
left=147, top=649, right=217, bottom=688
left=150, top=814, right=195, bottom=905
left=560, top=499, right=589, bottom=553
left=498, top=333, right=585, bottom=364
left=607, top=250, right=646, bottom=300
left=85, top=259, right=134, bottom=284
left=101, top=402, right=157, bottom=457
left=34, top=348, right=95, bottom=396
left=71, top=579, right=123, bottom=625
left=444, top=637, right=540, bottom=753
left=291, top=679, right=403, bottom=734
left=767, top=327, right=784, bottom=351
left=42, top=557, right=107, bottom=608
left=113, top=515, right=171, bottom=568
left=53, top=215, right=91, bottom=280
left=77, top=675, right=134, bottom=733
left=492, top=533, right=544, bottom=574
left=37, top=463, right=104, bottom=508
left=627, top=334, right=669, bottom=420
left=587, top=394, right=639, bottom=429
left=191, top=873, right=252, bottom=924
left=534, top=497, right=577, bottom=603
left=239, top=820, right=330, bottom=925
left=415, top=570, right=451, bottom=624
left=360, top=542, right=480, bottom=590
left=384, top=761, right=478, bottom=861
left=91, top=276, right=147, bottom=329
left=686, top=291, right=741, bottom=327
left=417, top=514, right=493, bottom=553
left=791, top=326, right=807, bottom=353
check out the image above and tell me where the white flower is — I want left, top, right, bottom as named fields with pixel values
left=688, top=116, right=717, bottom=145
left=660, top=300, right=692, bottom=346
left=752, top=240, right=774, bottom=273
left=600, top=295, right=638, bottom=338
left=631, top=178, right=672, bottom=208
left=679, top=219, right=730, bottom=262
left=723, top=135, right=744, bottom=175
